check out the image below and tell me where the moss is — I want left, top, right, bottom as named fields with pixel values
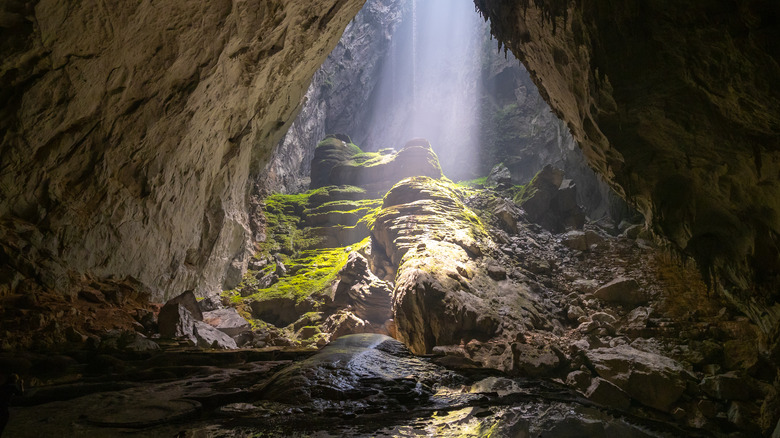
left=245, top=246, right=353, bottom=304
left=456, top=176, right=488, bottom=188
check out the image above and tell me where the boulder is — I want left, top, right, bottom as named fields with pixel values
left=561, top=230, right=604, bottom=251
left=203, top=308, right=251, bottom=337
left=123, top=333, right=161, bottom=352
left=515, top=165, right=585, bottom=233
left=512, top=343, right=563, bottom=377
left=584, top=377, right=631, bottom=410
left=161, top=290, right=203, bottom=321
left=486, top=162, right=512, bottom=187
left=493, top=199, right=520, bottom=234
left=593, top=277, right=647, bottom=306
left=197, top=295, right=222, bottom=312
left=700, top=372, right=751, bottom=401
left=193, top=321, right=237, bottom=349
left=158, top=303, right=197, bottom=341
left=585, top=344, right=690, bottom=412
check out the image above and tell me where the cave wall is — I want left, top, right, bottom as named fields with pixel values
left=0, top=0, right=366, bottom=300
left=263, top=0, right=408, bottom=194
left=473, top=0, right=780, bottom=332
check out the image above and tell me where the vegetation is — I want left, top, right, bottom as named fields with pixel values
left=456, top=176, right=488, bottom=188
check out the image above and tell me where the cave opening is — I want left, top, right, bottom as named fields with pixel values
left=2, top=0, right=779, bottom=436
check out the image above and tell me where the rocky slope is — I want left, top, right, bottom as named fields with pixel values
left=473, top=0, right=780, bottom=335
left=0, top=0, right=366, bottom=301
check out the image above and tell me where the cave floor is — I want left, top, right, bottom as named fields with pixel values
left=3, top=339, right=707, bottom=438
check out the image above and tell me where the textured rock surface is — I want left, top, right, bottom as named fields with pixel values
left=372, top=177, right=501, bottom=354
left=516, top=165, right=585, bottom=233
left=585, top=344, right=690, bottom=412
left=0, top=0, right=367, bottom=300
left=474, top=0, right=780, bottom=332
left=264, top=0, right=408, bottom=193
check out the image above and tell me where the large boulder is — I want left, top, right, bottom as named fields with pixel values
left=515, top=165, right=585, bottom=233
left=202, top=308, right=251, bottom=337
left=158, top=304, right=197, bottom=341
left=192, top=321, right=237, bottom=349
left=372, top=177, right=502, bottom=354
left=593, top=277, right=648, bottom=307
left=585, top=344, right=691, bottom=412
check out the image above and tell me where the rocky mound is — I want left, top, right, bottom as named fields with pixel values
left=310, top=136, right=444, bottom=194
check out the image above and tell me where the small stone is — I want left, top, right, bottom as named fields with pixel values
left=567, top=305, right=586, bottom=322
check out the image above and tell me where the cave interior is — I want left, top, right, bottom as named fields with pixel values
left=0, top=0, right=779, bottom=436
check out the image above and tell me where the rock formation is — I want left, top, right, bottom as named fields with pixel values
left=473, top=0, right=780, bottom=334
left=0, top=0, right=367, bottom=300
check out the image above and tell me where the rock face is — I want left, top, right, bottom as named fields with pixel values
left=473, top=0, right=780, bottom=332
left=0, top=0, right=367, bottom=300
left=264, top=0, right=408, bottom=193
left=334, top=252, right=393, bottom=323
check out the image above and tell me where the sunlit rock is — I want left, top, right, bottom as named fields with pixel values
left=372, top=177, right=501, bottom=354
left=310, top=137, right=444, bottom=194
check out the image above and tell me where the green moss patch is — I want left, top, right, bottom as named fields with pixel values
left=240, top=245, right=355, bottom=304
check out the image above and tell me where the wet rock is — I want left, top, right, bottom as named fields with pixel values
left=593, top=277, right=647, bottom=307
left=585, top=344, right=690, bottom=412
left=261, top=334, right=445, bottom=406
left=203, top=308, right=251, bottom=337
left=584, top=377, right=631, bottom=410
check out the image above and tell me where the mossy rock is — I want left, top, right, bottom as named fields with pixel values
left=310, top=137, right=444, bottom=195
